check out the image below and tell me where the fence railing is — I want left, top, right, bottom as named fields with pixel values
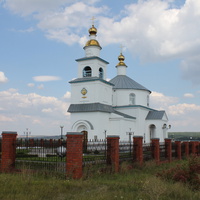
left=0, top=132, right=200, bottom=179
left=15, top=138, right=66, bottom=175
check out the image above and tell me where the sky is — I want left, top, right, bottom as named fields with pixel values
left=1, top=0, right=200, bottom=136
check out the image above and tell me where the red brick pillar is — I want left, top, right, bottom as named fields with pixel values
left=1, top=131, right=17, bottom=172
left=165, top=138, right=172, bottom=162
left=151, top=138, right=160, bottom=164
left=190, top=141, right=199, bottom=155
left=175, top=141, right=181, bottom=160
left=107, top=135, right=120, bottom=173
left=40, top=139, right=44, bottom=147
left=198, top=142, right=200, bottom=155
left=29, top=139, right=34, bottom=147
left=183, top=141, right=189, bottom=157
left=66, top=132, right=83, bottom=179
left=133, top=136, right=143, bottom=166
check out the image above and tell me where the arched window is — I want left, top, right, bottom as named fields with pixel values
left=147, top=95, right=149, bottom=107
left=99, top=67, right=104, bottom=79
left=129, top=93, right=135, bottom=105
left=83, top=66, right=92, bottom=77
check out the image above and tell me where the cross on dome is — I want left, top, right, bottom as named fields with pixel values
left=90, top=16, right=96, bottom=26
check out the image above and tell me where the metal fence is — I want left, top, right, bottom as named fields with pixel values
left=119, top=141, right=133, bottom=162
left=83, top=140, right=107, bottom=166
left=1, top=137, right=199, bottom=178
left=15, top=139, right=66, bottom=176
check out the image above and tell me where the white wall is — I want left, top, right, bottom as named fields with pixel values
left=70, top=81, right=113, bottom=105
left=113, top=89, right=150, bottom=107
left=77, top=59, right=107, bottom=80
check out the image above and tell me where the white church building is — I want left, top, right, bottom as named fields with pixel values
left=68, top=24, right=169, bottom=143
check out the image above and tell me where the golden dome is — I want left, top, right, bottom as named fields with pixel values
left=89, top=25, right=97, bottom=35
left=84, top=39, right=101, bottom=48
left=116, top=53, right=126, bottom=66
left=118, top=53, right=125, bottom=61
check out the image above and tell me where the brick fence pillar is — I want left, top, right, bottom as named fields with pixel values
left=66, top=132, right=83, bottom=179
left=175, top=141, right=182, bottom=160
left=165, top=138, right=172, bottom=162
left=106, top=135, right=120, bottom=173
left=198, top=142, right=200, bottom=155
left=1, top=131, right=17, bottom=172
left=29, top=139, right=34, bottom=147
left=151, top=138, right=160, bottom=164
left=183, top=141, right=189, bottom=157
left=133, top=136, right=143, bottom=166
left=190, top=141, right=199, bottom=155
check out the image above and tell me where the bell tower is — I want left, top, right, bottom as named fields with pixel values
left=68, top=21, right=113, bottom=106
left=76, top=22, right=108, bottom=80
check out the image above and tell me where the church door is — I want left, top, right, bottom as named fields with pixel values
left=82, top=131, right=88, bottom=153
left=149, top=124, right=156, bottom=140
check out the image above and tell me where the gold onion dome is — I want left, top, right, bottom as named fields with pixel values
left=85, top=39, right=101, bottom=47
left=117, top=53, right=127, bottom=66
left=89, top=25, right=97, bottom=35
left=84, top=24, right=101, bottom=48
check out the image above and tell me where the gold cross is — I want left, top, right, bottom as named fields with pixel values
left=90, top=16, right=96, bottom=25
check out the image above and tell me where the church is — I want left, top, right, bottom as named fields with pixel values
left=67, top=24, right=169, bottom=143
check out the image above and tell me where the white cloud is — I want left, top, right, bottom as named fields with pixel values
left=42, top=108, right=53, bottom=113
left=3, top=0, right=100, bottom=16
left=0, top=89, right=70, bottom=135
left=184, top=93, right=194, bottom=98
left=3, top=0, right=72, bottom=16
left=37, top=84, right=44, bottom=89
left=180, top=55, right=200, bottom=85
left=149, top=91, right=200, bottom=131
left=27, top=83, right=35, bottom=87
left=18, top=27, right=35, bottom=33
left=4, top=0, right=200, bottom=85
left=168, top=103, right=200, bottom=116
left=0, top=71, right=8, bottom=83
left=63, top=91, right=71, bottom=99
left=33, top=76, right=61, bottom=82
left=0, top=115, right=14, bottom=122
left=150, top=91, right=178, bottom=109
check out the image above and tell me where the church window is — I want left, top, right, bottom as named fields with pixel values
left=83, top=66, right=92, bottom=77
left=129, top=93, right=135, bottom=105
left=147, top=95, right=149, bottom=107
left=99, top=67, right=104, bottom=79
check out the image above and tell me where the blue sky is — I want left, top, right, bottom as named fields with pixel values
left=1, top=0, right=200, bottom=136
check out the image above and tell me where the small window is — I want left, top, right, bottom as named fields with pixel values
left=129, top=93, right=135, bottom=105
left=83, top=66, right=92, bottom=77
left=147, top=95, right=149, bottom=107
left=99, top=68, right=104, bottom=79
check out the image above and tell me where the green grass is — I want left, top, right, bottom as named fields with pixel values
left=0, top=159, right=200, bottom=200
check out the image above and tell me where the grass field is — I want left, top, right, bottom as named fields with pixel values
left=1, top=158, right=200, bottom=200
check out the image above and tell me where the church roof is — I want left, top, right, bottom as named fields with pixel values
left=109, top=75, right=151, bottom=92
left=146, top=110, right=166, bottom=120
left=76, top=56, right=109, bottom=64
left=68, top=103, right=135, bottom=119
left=69, top=77, right=114, bottom=86
left=68, top=103, right=114, bottom=113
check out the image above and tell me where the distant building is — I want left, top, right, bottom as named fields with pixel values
left=68, top=24, right=169, bottom=143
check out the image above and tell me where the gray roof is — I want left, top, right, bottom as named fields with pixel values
left=146, top=111, right=165, bottom=120
left=68, top=103, right=115, bottom=113
left=76, top=56, right=109, bottom=64
left=109, top=75, right=151, bottom=92
left=113, top=110, right=136, bottom=119
left=68, top=103, right=135, bottom=119
left=69, top=77, right=114, bottom=86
